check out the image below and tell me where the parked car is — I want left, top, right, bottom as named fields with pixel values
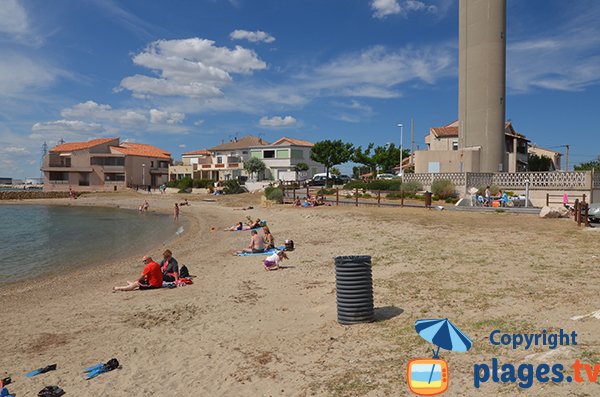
left=376, top=173, right=398, bottom=180
left=305, top=175, right=344, bottom=186
left=587, top=203, right=600, bottom=222
left=338, top=174, right=351, bottom=184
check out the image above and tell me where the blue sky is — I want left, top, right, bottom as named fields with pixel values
left=1, top=0, right=599, bottom=178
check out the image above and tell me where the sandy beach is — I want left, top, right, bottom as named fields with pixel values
left=1, top=191, right=600, bottom=396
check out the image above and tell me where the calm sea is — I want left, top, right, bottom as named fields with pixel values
left=0, top=205, right=178, bottom=285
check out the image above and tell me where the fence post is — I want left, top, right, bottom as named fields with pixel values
left=306, top=185, right=310, bottom=198
left=546, top=193, right=549, bottom=207
left=574, top=199, right=579, bottom=223
left=282, top=186, right=285, bottom=203
left=293, top=187, right=296, bottom=201
left=377, top=190, right=381, bottom=207
left=336, top=188, right=339, bottom=206
left=401, top=191, right=404, bottom=207
left=585, top=203, right=590, bottom=227
left=583, top=194, right=587, bottom=204
left=355, top=187, right=359, bottom=207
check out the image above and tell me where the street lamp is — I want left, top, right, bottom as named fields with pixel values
left=397, top=123, right=403, bottom=179
left=142, top=163, right=146, bottom=187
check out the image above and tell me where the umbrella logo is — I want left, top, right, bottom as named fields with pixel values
left=406, top=318, right=473, bottom=396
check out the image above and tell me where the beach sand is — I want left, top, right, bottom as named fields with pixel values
left=1, top=191, right=600, bottom=396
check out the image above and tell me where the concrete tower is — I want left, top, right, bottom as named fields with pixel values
left=458, top=0, right=506, bottom=172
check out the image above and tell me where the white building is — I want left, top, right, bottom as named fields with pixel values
left=249, top=137, right=323, bottom=181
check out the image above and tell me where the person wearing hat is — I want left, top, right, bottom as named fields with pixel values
left=113, top=255, right=163, bottom=291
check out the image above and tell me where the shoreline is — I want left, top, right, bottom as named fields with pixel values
left=0, top=193, right=195, bottom=296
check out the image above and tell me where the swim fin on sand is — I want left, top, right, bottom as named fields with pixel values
left=84, top=358, right=120, bottom=380
left=25, top=364, right=57, bottom=377
left=37, top=385, right=65, bottom=397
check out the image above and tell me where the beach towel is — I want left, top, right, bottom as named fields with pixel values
left=237, top=246, right=285, bottom=257
left=227, top=227, right=262, bottom=232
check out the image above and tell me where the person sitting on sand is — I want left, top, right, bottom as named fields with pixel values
left=263, top=250, right=288, bottom=271
left=263, top=226, right=275, bottom=250
left=246, top=217, right=262, bottom=229
left=160, top=249, right=179, bottom=282
left=236, top=230, right=265, bottom=254
left=225, top=221, right=251, bottom=231
left=113, top=255, right=163, bottom=291
left=293, top=197, right=301, bottom=207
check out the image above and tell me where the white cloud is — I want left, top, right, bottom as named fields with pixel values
left=194, top=120, right=205, bottom=126
left=230, top=29, right=275, bottom=43
left=0, top=54, right=60, bottom=97
left=149, top=109, right=185, bottom=124
left=0, top=146, right=29, bottom=154
left=61, top=101, right=147, bottom=124
left=119, top=38, right=267, bottom=98
left=371, top=0, right=436, bottom=19
left=507, top=8, right=600, bottom=94
left=304, top=45, right=454, bottom=98
left=30, top=120, right=108, bottom=143
left=259, top=115, right=297, bottom=127
left=0, top=0, right=29, bottom=37
left=178, top=144, right=186, bottom=148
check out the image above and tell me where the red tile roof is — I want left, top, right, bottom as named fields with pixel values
left=111, top=143, right=171, bottom=159
left=49, top=138, right=118, bottom=153
left=271, top=137, right=314, bottom=147
left=430, top=120, right=528, bottom=140
left=182, top=149, right=211, bottom=156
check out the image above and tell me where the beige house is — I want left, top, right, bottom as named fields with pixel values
left=416, top=121, right=529, bottom=173
left=168, top=149, right=211, bottom=180
left=249, top=137, right=323, bottom=181
left=42, top=137, right=171, bottom=191
left=528, top=145, right=562, bottom=171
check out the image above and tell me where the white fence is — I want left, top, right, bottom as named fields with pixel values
left=403, top=171, right=596, bottom=191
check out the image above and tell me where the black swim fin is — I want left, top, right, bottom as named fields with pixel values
left=26, top=364, right=57, bottom=377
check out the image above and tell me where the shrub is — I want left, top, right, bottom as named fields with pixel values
left=345, top=193, right=352, bottom=199
left=192, top=179, right=214, bottom=188
left=402, top=181, right=423, bottom=196
left=431, top=179, right=456, bottom=199
left=178, top=188, right=190, bottom=194
left=177, top=176, right=193, bottom=190
left=362, top=193, right=372, bottom=198
left=317, top=188, right=337, bottom=195
left=386, top=192, right=402, bottom=200
left=264, top=186, right=283, bottom=203
left=344, top=181, right=366, bottom=190
left=432, top=195, right=440, bottom=201
left=414, top=194, right=424, bottom=200
left=367, top=179, right=402, bottom=191
left=223, top=180, right=245, bottom=194
left=166, top=180, right=178, bottom=188
left=445, top=197, right=459, bottom=204
left=477, top=184, right=500, bottom=196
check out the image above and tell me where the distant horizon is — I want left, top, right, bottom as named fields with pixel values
left=1, top=0, right=599, bottom=178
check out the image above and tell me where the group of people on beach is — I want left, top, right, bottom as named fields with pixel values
left=113, top=249, right=186, bottom=291
left=293, top=195, right=326, bottom=207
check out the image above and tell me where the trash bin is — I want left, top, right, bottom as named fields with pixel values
left=335, top=256, right=374, bottom=325
left=424, top=191, right=432, bottom=208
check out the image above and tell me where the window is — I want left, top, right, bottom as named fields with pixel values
left=91, top=157, right=125, bottom=166
left=150, top=161, right=154, bottom=168
left=217, top=156, right=223, bottom=164
left=242, top=151, right=248, bottom=154
left=263, top=150, right=275, bottom=159
left=452, top=141, right=458, bottom=151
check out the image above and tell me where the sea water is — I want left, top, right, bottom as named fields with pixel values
left=0, top=205, right=177, bottom=285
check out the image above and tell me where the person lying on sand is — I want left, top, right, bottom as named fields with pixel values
left=263, top=250, right=288, bottom=271
left=225, top=221, right=251, bottom=231
left=233, top=206, right=254, bottom=211
left=113, top=255, right=163, bottom=291
left=246, top=217, right=263, bottom=229
left=235, top=230, right=266, bottom=254
left=179, top=199, right=190, bottom=206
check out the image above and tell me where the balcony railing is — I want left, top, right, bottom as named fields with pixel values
left=49, top=180, right=69, bottom=184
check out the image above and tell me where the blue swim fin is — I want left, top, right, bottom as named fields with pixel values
left=84, top=358, right=120, bottom=380
left=83, top=363, right=103, bottom=373
left=25, top=364, right=56, bottom=377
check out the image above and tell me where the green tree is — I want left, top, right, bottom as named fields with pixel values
left=352, top=166, right=371, bottom=179
left=574, top=159, right=600, bottom=172
left=353, top=144, right=378, bottom=177
left=528, top=154, right=554, bottom=171
left=244, top=157, right=266, bottom=180
left=310, top=140, right=354, bottom=186
left=294, top=162, right=309, bottom=180
left=330, top=167, right=341, bottom=176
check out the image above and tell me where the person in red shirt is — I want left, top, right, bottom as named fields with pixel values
left=113, top=255, right=163, bottom=291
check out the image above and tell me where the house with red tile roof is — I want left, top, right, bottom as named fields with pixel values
left=42, top=138, right=171, bottom=191
left=416, top=120, right=529, bottom=173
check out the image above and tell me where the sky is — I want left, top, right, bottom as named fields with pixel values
left=1, top=0, right=599, bottom=178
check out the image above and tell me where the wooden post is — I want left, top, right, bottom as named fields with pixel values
left=583, top=194, right=587, bottom=204
left=293, top=187, right=296, bottom=201
left=546, top=193, right=549, bottom=207
left=574, top=199, right=579, bottom=223
left=282, top=186, right=285, bottom=203
left=585, top=203, right=590, bottom=227
left=306, top=185, right=310, bottom=198
left=577, top=201, right=582, bottom=227
left=336, top=188, right=339, bottom=206
left=377, top=190, right=381, bottom=207
left=401, top=191, right=404, bottom=207
left=355, top=187, right=359, bottom=207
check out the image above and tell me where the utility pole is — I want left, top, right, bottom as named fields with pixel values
left=410, top=118, right=415, bottom=165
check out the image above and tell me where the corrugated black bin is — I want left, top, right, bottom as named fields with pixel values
left=335, top=256, right=374, bottom=324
